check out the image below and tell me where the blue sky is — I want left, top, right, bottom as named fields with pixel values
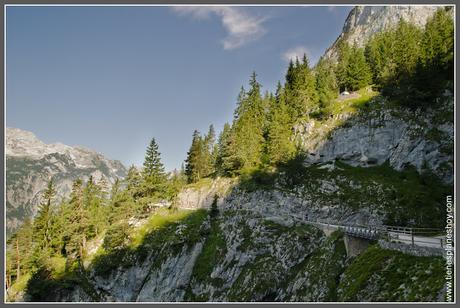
left=6, top=5, right=352, bottom=171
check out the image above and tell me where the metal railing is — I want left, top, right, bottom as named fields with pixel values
left=304, top=218, right=448, bottom=248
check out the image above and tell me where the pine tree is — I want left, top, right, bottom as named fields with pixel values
left=315, top=57, right=339, bottom=107
left=215, top=123, right=239, bottom=175
left=393, top=19, right=422, bottom=76
left=234, top=87, right=247, bottom=120
left=203, top=124, right=217, bottom=177
left=141, top=138, right=166, bottom=199
left=32, top=179, right=56, bottom=263
left=412, top=7, right=454, bottom=105
left=365, top=8, right=453, bottom=108
left=344, top=44, right=372, bottom=91
left=285, top=54, right=319, bottom=119
left=337, top=41, right=372, bottom=92
left=109, top=176, right=135, bottom=224
left=102, top=221, right=130, bottom=252
left=266, top=82, right=296, bottom=164
left=336, top=40, right=352, bottom=92
left=285, top=59, right=296, bottom=89
left=261, top=90, right=275, bottom=133
left=126, top=166, right=141, bottom=191
left=84, top=176, right=108, bottom=238
left=204, top=125, right=216, bottom=149
left=420, top=8, right=453, bottom=74
left=64, top=179, right=88, bottom=263
left=142, top=138, right=166, bottom=187
left=231, top=72, right=266, bottom=171
left=166, top=168, right=187, bottom=205
left=365, top=28, right=396, bottom=87
left=211, top=142, right=219, bottom=173
left=185, top=130, right=204, bottom=183
left=7, top=219, right=33, bottom=284
left=97, top=175, right=109, bottom=200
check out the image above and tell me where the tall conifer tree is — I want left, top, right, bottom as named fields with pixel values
left=266, top=82, right=296, bottom=163
left=185, top=130, right=204, bottom=183
left=315, top=57, right=339, bottom=107
left=33, top=179, right=56, bottom=253
left=143, top=138, right=166, bottom=186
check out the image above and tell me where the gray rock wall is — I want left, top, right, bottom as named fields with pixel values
left=296, top=97, right=453, bottom=183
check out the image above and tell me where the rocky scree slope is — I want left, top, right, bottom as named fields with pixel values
left=6, top=127, right=127, bottom=235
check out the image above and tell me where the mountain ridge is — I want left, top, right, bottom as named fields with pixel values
left=6, top=127, right=128, bottom=235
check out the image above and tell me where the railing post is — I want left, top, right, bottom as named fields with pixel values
left=411, top=229, right=414, bottom=246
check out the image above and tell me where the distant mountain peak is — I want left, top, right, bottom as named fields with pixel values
left=6, top=127, right=128, bottom=235
left=324, top=5, right=445, bottom=60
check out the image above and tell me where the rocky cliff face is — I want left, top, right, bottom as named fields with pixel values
left=6, top=127, right=128, bottom=235
left=295, top=94, right=454, bottom=184
left=174, top=178, right=235, bottom=210
left=30, top=181, right=446, bottom=302
left=324, top=6, right=443, bottom=60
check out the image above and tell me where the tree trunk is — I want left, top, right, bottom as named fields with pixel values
left=6, top=274, right=11, bottom=290
left=15, top=238, right=20, bottom=281
left=82, top=234, right=86, bottom=252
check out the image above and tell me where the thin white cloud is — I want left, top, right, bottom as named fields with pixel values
left=171, top=6, right=267, bottom=50
left=282, top=46, right=311, bottom=63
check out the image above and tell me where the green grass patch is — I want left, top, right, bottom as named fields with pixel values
left=131, top=208, right=193, bottom=247
left=324, top=87, right=379, bottom=117
left=185, top=178, right=214, bottom=190
left=48, top=256, right=67, bottom=279
left=262, top=219, right=291, bottom=234
left=6, top=272, right=32, bottom=301
left=187, top=217, right=227, bottom=300
left=238, top=166, right=277, bottom=192
left=337, top=245, right=445, bottom=302
left=91, top=208, right=208, bottom=279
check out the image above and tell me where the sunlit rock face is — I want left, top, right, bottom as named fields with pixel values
left=294, top=95, right=453, bottom=184
left=6, top=127, right=127, bottom=235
